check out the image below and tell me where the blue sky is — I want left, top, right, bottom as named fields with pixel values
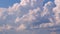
left=0, top=0, right=60, bottom=34
left=0, top=0, right=54, bottom=7
left=0, top=0, right=20, bottom=8
left=0, top=0, right=54, bottom=8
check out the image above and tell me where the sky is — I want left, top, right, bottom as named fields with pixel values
left=0, top=0, right=60, bottom=34
left=0, top=0, right=20, bottom=8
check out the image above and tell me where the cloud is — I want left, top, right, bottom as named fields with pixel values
left=20, top=0, right=30, bottom=6
left=40, top=0, right=60, bottom=31
left=0, top=0, right=43, bottom=32
left=50, top=32, right=56, bottom=34
left=53, top=0, right=60, bottom=23
left=15, top=17, right=20, bottom=23
left=0, top=0, right=60, bottom=33
left=15, top=7, right=40, bottom=23
left=0, top=8, right=7, bottom=19
left=0, top=26, right=3, bottom=32
left=0, top=24, right=12, bottom=32
left=16, top=24, right=26, bottom=31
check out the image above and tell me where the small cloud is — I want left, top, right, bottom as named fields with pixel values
left=4, top=24, right=12, bottom=30
left=15, top=17, right=20, bottom=23
left=0, top=26, right=3, bottom=32
left=50, top=32, right=56, bottom=34
left=16, top=24, right=26, bottom=31
left=0, top=24, right=12, bottom=32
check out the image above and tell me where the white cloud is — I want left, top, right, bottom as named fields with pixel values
left=54, top=0, right=60, bottom=6
left=15, top=17, right=20, bottom=23
left=40, top=0, right=60, bottom=31
left=0, top=8, right=7, bottom=20
left=18, top=7, right=40, bottom=23
left=0, top=0, right=43, bottom=31
left=0, top=0, right=60, bottom=33
left=0, top=24, right=12, bottom=32
left=7, top=3, right=19, bottom=15
left=20, top=0, right=30, bottom=6
left=16, top=24, right=26, bottom=31
left=53, top=0, right=60, bottom=23
left=0, top=26, right=3, bottom=32
left=4, top=24, right=12, bottom=30
left=50, top=32, right=56, bottom=34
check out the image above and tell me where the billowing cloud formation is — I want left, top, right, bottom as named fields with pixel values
left=0, top=0, right=60, bottom=33
left=40, top=0, right=60, bottom=26
left=40, top=0, right=60, bottom=32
